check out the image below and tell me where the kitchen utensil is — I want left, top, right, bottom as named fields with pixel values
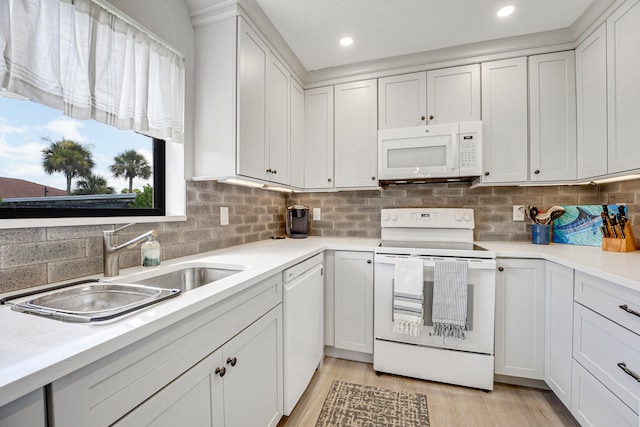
left=617, top=213, right=627, bottom=239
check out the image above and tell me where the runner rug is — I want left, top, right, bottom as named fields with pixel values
left=315, top=380, right=430, bottom=427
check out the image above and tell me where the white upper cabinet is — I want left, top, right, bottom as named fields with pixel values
left=237, top=18, right=269, bottom=181
left=304, top=86, right=334, bottom=189
left=265, top=53, right=290, bottom=185
left=289, top=80, right=305, bottom=188
left=529, top=51, right=577, bottom=182
left=607, top=0, right=640, bottom=174
left=426, top=64, right=481, bottom=124
left=480, top=57, right=528, bottom=183
left=576, top=23, right=608, bottom=180
left=334, top=79, right=378, bottom=188
left=378, top=72, right=427, bottom=129
left=193, top=16, right=295, bottom=186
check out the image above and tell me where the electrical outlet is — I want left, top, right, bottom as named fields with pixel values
left=513, top=205, right=525, bottom=221
left=313, top=207, right=321, bottom=221
left=220, top=207, right=229, bottom=225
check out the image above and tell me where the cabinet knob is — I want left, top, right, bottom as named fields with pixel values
left=367, top=260, right=372, bottom=264
left=272, top=169, right=277, bottom=174
left=215, top=367, right=226, bottom=377
left=420, top=116, right=426, bottom=121
left=226, top=357, right=237, bottom=367
left=328, top=178, right=332, bottom=182
left=534, top=169, right=540, bottom=175
left=266, top=168, right=272, bottom=174
left=429, top=115, right=434, bottom=120
left=484, top=172, right=490, bottom=176
left=371, top=177, right=376, bottom=181
left=498, top=267, right=504, bottom=272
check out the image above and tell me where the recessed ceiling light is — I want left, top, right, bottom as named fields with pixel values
left=339, top=37, right=353, bottom=47
left=497, top=5, right=515, bottom=18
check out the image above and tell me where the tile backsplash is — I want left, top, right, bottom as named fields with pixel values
left=1, top=179, right=638, bottom=293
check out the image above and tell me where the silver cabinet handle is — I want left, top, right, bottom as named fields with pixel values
left=617, top=362, right=640, bottom=382
left=619, top=304, right=640, bottom=318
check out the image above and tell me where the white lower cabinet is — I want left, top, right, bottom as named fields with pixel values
left=50, top=274, right=282, bottom=427
left=494, top=258, right=545, bottom=379
left=334, top=251, right=374, bottom=354
left=544, top=262, right=574, bottom=408
left=572, top=360, right=637, bottom=427
left=0, top=389, right=46, bottom=427
left=116, top=306, right=283, bottom=427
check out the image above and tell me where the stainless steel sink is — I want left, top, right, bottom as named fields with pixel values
left=131, top=266, right=242, bottom=292
left=1, top=280, right=180, bottom=322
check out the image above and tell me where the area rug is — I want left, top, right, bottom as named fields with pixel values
left=315, top=380, right=430, bottom=427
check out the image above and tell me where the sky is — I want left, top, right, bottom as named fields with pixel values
left=0, top=95, right=153, bottom=194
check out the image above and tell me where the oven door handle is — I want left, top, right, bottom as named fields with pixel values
left=375, top=256, right=496, bottom=270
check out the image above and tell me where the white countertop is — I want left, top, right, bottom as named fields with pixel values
left=2, top=236, right=640, bottom=407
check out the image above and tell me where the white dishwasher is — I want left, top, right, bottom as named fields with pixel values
left=282, top=253, right=324, bottom=416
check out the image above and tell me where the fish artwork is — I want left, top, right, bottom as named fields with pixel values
left=553, top=205, right=627, bottom=246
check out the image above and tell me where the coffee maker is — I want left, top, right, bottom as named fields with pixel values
left=286, top=205, right=309, bottom=239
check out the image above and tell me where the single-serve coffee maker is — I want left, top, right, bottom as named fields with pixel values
left=286, top=205, right=309, bottom=239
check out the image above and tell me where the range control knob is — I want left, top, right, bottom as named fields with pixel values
left=455, top=213, right=462, bottom=222
left=391, top=215, right=399, bottom=221
left=463, top=212, right=472, bottom=222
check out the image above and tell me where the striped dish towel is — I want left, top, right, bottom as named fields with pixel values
left=393, top=257, right=424, bottom=337
left=431, top=259, right=468, bottom=339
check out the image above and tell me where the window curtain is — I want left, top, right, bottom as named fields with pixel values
left=0, top=0, right=185, bottom=142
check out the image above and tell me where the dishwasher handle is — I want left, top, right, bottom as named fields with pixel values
left=283, top=253, right=324, bottom=283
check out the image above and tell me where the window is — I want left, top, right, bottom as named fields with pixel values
left=0, top=95, right=165, bottom=218
left=0, top=0, right=185, bottom=224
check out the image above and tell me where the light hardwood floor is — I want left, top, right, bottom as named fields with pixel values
left=278, top=357, right=579, bottom=427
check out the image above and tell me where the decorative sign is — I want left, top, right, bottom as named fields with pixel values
left=552, top=205, right=627, bottom=246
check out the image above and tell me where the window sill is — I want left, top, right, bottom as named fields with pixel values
left=0, top=215, right=187, bottom=230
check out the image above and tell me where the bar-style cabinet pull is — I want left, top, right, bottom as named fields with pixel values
left=617, top=362, right=640, bottom=382
left=619, top=304, right=640, bottom=318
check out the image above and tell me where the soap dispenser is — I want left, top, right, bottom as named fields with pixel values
left=141, top=236, right=161, bottom=267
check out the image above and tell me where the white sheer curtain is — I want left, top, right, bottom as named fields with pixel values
left=0, top=0, right=185, bottom=142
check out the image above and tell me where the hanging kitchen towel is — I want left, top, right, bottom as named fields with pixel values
left=393, top=257, right=424, bottom=337
left=432, top=259, right=468, bottom=339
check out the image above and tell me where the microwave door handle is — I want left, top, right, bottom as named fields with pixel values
left=450, top=134, right=459, bottom=172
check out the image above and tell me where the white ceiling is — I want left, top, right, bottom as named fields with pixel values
left=254, top=0, right=595, bottom=71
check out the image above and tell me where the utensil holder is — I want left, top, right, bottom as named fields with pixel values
left=602, top=223, right=637, bottom=252
left=532, top=224, right=551, bottom=245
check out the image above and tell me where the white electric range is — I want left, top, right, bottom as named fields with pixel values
left=373, top=208, right=497, bottom=390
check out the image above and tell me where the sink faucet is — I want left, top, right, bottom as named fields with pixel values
left=103, top=224, right=158, bottom=277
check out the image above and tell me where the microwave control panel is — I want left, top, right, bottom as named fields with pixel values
left=458, top=122, right=483, bottom=177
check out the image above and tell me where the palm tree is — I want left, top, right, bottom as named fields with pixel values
left=73, top=174, right=115, bottom=195
left=110, top=150, right=152, bottom=193
left=42, top=138, right=95, bottom=195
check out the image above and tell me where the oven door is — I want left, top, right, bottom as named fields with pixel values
left=378, top=123, right=460, bottom=180
left=374, top=253, right=496, bottom=354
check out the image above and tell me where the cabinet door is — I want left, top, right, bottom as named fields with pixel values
left=481, top=57, right=528, bottom=183
left=289, top=79, right=305, bottom=188
left=334, top=79, right=378, bottom=188
left=544, top=262, right=574, bottom=409
left=266, top=53, right=290, bottom=185
left=237, top=18, right=268, bottom=181
left=426, top=64, right=480, bottom=124
left=529, top=51, right=577, bottom=182
left=378, top=72, right=427, bottom=129
left=576, top=24, right=608, bottom=179
left=607, top=0, right=640, bottom=174
left=223, top=306, right=283, bottom=427
left=495, top=259, right=545, bottom=379
left=0, top=389, right=47, bottom=427
left=334, top=251, right=374, bottom=354
left=304, top=86, right=334, bottom=188
left=114, top=350, right=225, bottom=427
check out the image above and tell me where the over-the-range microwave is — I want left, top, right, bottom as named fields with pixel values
left=378, top=121, right=482, bottom=183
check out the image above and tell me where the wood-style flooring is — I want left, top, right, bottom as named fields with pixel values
left=278, top=357, right=579, bottom=427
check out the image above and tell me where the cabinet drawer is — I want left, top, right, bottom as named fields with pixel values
left=571, top=360, right=637, bottom=427
left=575, top=271, right=640, bottom=335
left=573, top=303, right=640, bottom=413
